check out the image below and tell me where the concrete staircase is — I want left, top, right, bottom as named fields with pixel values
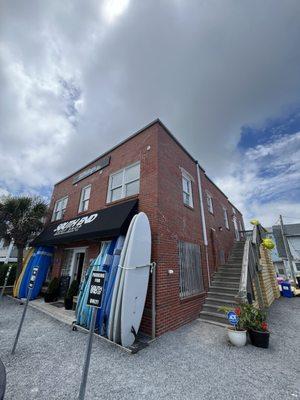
left=199, top=241, right=245, bottom=326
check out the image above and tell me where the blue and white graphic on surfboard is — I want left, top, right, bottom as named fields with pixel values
left=108, top=215, right=137, bottom=342
left=120, top=212, right=151, bottom=347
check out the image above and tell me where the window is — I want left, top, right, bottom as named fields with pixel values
left=206, top=192, right=213, bottom=214
left=182, top=172, right=193, bottom=208
left=52, top=196, right=68, bottom=221
left=107, top=162, right=140, bottom=203
left=295, top=262, right=300, bottom=272
left=179, top=241, right=204, bottom=298
left=79, top=185, right=91, bottom=212
left=223, top=207, right=229, bottom=229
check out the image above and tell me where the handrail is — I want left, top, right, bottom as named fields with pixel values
left=236, top=223, right=266, bottom=308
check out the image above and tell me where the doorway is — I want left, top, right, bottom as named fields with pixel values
left=69, top=248, right=86, bottom=284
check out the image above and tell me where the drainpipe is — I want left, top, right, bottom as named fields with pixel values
left=196, top=163, right=211, bottom=287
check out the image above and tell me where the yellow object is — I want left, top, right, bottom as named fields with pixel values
left=250, top=219, right=260, bottom=226
left=262, top=238, right=275, bottom=250
left=13, top=248, right=34, bottom=297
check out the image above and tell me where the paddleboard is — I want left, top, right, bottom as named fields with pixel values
left=13, top=248, right=35, bottom=297
left=108, top=214, right=137, bottom=342
left=121, top=212, right=151, bottom=347
left=18, top=246, right=53, bottom=300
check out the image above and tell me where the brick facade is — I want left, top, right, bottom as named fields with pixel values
left=46, top=120, right=244, bottom=336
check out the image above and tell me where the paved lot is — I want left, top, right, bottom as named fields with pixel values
left=0, top=296, right=299, bottom=400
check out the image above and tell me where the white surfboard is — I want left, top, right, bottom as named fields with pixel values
left=107, top=214, right=137, bottom=341
left=120, top=212, right=151, bottom=347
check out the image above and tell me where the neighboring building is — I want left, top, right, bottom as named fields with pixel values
left=34, top=119, right=244, bottom=336
left=270, top=224, right=300, bottom=278
left=0, top=239, right=17, bottom=264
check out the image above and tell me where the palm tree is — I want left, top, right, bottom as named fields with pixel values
left=0, top=196, right=48, bottom=279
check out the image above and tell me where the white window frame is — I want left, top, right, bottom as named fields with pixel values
left=206, top=192, right=214, bottom=214
left=52, top=196, right=68, bottom=221
left=107, top=162, right=140, bottom=203
left=78, top=185, right=91, bottom=213
left=223, top=207, right=229, bottom=229
left=181, top=171, right=193, bottom=208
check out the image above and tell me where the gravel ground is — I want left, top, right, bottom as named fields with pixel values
left=0, top=296, right=299, bottom=400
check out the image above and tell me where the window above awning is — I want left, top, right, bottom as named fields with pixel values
left=33, top=199, right=138, bottom=246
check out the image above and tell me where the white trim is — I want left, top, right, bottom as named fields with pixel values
left=179, top=166, right=195, bottom=182
left=78, top=184, right=91, bottom=213
left=196, top=164, right=210, bottom=287
left=69, top=248, right=86, bottom=281
left=181, top=171, right=194, bottom=208
left=52, top=196, right=68, bottom=221
left=206, top=191, right=214, bottom=214
left=222, top=206, right=229, bottom=229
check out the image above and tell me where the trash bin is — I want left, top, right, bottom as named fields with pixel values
left=280, top=281, right=293, bottom=298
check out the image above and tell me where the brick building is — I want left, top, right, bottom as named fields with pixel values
left=35, top=119, right=244, bottom=336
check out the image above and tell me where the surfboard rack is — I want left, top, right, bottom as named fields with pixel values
left=118, top=262, right=156, bottom=270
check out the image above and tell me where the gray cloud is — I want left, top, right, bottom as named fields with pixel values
left=1, top=0, right=300, bottom=222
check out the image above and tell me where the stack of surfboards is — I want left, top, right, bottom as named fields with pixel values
left=14, top=246, right=54, bottom=300
left=75, top=212, right=152, bottom=348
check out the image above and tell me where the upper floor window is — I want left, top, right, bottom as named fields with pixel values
left=107, top=162, right=140, bottom=203
left=182, top=172, right=193, bottom=208
left=206, top=192, right=214, bottom=214
left=223, top=207, right=229, bottom=229
left=52, top=196, right=68, bottom=221
left=79, top=185, right=91, bottom=213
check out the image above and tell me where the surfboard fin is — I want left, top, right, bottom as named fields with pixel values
left=131, top=326, right=137, bottom=339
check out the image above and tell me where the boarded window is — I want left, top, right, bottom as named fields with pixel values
left=179, top=242, right=204, bottom=298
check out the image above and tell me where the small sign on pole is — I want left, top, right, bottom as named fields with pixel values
left=11, top=267, right=39, bottom=355
left=78, top=271, right=106, bottom=400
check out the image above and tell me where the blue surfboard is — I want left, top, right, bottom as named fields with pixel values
left=99, top=236, right=125, bottom=335
left=76, top=242, right=111, bottom=329
left=18, top=246, right=54, bottom=300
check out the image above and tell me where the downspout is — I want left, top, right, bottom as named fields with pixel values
left=196, top=163, right=211, bottom=287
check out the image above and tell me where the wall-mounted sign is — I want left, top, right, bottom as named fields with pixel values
left=53, top=214, right=98, bottom=236
left=73, top=156, right=111, bottom=184
left=87, top=271, right=106, bottom=308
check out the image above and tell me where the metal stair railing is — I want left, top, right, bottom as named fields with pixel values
left=236, top=224, right=265, bottom=309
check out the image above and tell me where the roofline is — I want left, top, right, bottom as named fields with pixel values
left=53, top=119, right=241, bottom=215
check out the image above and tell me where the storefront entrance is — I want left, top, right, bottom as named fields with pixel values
left=59, top=247, right=87, bottom=297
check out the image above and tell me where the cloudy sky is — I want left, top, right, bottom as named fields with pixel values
left=1, top=0, right=300, bottom=227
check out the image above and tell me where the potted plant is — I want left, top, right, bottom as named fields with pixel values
left=219, top=305, right=247, bottom=347
left=64, top=280, right=79, bottom=310
left=44, top=277, right=59, bottom=303
left=247, top=308, right=270, bottom=349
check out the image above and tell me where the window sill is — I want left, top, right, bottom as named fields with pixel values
left=183, top=203, right=194, bottom=211
left=106, top=194, right=139, bottom=207
left=180, top=291, right=206, bottom=303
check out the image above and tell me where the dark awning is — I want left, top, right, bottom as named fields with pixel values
left=33, top=199, right=138, bottom=246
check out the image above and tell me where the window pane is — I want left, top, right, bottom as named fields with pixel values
left=125, top=180, right=139, bottom=197
left=83, top=199, right=89, bottom=211
left=183, top=192, right=190, bottom=205
left=111, top=187, right=122, bottom=202
left=83, top=186, right=91, bottom=201
left=125, top=163, right=140, bottom=183
left=182, top=177, right=189, bottom=193
left=111, top=171, right=123, bottom=189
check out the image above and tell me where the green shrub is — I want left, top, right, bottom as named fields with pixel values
left=65, top=280, right=79, bottom=300
left=46, top=277, right=59, bottom=295
left=0, top=263, right=17, bottom=286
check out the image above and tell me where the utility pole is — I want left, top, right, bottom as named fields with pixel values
left=279, top=215, right=297, bottom=285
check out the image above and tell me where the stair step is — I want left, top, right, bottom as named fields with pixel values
left=213, top=276, right=240, bottom=282
left=203, top=304, right=235, bottom=313
left=210, top=286, right=239, bottom=294
left=206, top=297, right=238, bottom=306
left=211, top=281, right=240, bottom=288
left=199, top=311, right=228, bottom=325
left=208, top=291, right=237, bottom=300
left=213, top=273, right=241, bottom=279
left=218, top=267, right=241, bottom=273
